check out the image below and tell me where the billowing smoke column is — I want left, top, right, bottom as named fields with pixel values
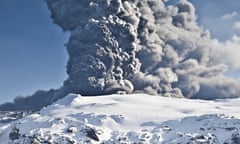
left=47, top=0, right=240, bottom=99
left=0, top=0, right=240, bottom=111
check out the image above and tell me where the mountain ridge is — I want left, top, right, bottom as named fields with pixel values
left=1, top=93, right=240, bottom=143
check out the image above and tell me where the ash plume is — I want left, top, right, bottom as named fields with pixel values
left=1, top=0, right=240, bottom=111
left=49, top=0, right=240, bottom=98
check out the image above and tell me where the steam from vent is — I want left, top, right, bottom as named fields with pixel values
left=46, top=0, right=240, bottom=99
left=0, top=0, right=240, bottom=111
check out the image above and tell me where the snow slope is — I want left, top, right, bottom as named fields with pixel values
left=1, top=94, right=240, bottom=143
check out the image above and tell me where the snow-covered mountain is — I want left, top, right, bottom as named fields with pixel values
left=1, top=94, right=240, bottom=143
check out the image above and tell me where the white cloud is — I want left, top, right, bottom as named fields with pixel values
left=233, top=21, right=240, bottom=30
left=221, top=11, right=238, bottom=20
left=211, top=35, right=240, bottom=70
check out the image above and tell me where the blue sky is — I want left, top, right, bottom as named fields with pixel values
left=189, top=0, right=240, bottom=40
left=0, top=0, right=239, bottom=103
left=0, top=0, right=69, bottom=103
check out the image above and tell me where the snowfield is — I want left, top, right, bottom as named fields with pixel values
left=1, top=94, right=240, bottom=143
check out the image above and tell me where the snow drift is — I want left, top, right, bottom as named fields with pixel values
left=1, top=0, right=240, bottom=111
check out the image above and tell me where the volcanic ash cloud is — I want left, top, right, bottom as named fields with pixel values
left=44, top=0, right=240, bottom=99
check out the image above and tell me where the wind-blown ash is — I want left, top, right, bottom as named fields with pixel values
left=47, top=0, right=240, bottom=99
left=0, top=0, right=240, bottom=111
